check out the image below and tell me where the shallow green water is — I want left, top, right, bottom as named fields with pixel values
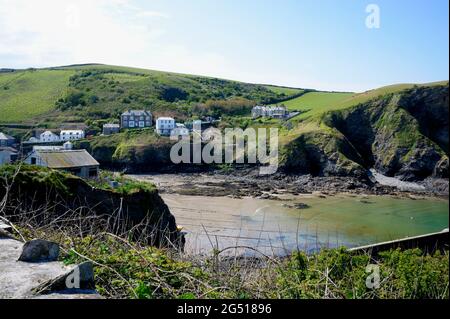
left=255, top=195, right=449, bottom=252
left=165, top=194, right=449, bottom=255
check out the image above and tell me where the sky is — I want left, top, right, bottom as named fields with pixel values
left=0, top=0, right=448, bottom=92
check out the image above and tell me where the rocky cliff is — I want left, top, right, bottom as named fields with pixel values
left=0, top=165, right=182, bottom=247
left=282, top=84, right=449, bottom=181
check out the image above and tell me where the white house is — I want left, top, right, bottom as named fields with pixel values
left=40, top=131, right=60, bottom=143
left=156, top=117, right=176, bottom=136
left=32, top=141, right=73, bottom=152
left=252, top=105, right=288, bottom=119
left=171, top=123, right=190, bottom=139
left=60, top=130, right=85, bottom=141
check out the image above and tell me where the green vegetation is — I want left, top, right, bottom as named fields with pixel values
left=0, top=164, right=156, bottom=196
left=0, top=164, right=74, bottom=195
left=0, top=69, right=74, bottom=123
left=87, top=170, right=156, bottom=195
left=41, top=232, right=450, bottom=299
left=277, top=81, right=449, bottom=122
left=0, top=64, right=304, bottom=126
left=279, top=91, right=354, bottom=118
left=264, top=85, right=304, bottom=96
left=76, top=128, right=174, bottom=167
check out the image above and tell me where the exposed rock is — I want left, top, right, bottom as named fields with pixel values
left=0, top=237, right=100, bottom=299
left=0, top=166, right=182, bottom=248
left=18, top=239, right=60, bottom=263
left=321, top=85, right=449, bottom=182
left=433, top=156, right=449, bottom=178
left=283, top=202, right=311, bottom=209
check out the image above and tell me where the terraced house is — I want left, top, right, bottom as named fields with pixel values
left=121, top=110, right=153, bottom=129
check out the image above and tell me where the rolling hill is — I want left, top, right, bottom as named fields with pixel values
left=0, top=64, right=448, bottom=181
left=0, top=64, right=306, bottom=125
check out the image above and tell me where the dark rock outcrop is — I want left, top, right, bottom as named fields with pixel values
left=313, top=84, right=449, bottom=181
left=18, top=239, right=60, bottom=263
left=0, top=166, right=182, bottom=248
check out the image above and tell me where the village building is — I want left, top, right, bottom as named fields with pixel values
left=156, top=117, right=176, bottom=135
left=32, top=141, right=73, bottom=152
left=0, top=147, right=18, bottom=165
left=0, top=132, right=16, bottom=147
left=251, top=105, right=288, bottom=119
left=39, top=131, right=60, bottom=143
left=24, top=149, right=99, bottom=178
left=121, top=110, right=152, bottom=129
left=171, top=123, right=190, bottom=139
left=60, top=130, right=85, bottom=141
left=271, top=106, right=289, bottom=119
left=103, top=123, right=120, bottom=135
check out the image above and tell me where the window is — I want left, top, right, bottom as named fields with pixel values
left=129, top=121, right=135, bottom=127
left=31, top=157, right=37, bottom=165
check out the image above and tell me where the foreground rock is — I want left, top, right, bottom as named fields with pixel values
left=0, top=165, right=183, bottom=248
left=0, top=235, right=100, bottom=299
left=18, top=239, right=60, bottom=263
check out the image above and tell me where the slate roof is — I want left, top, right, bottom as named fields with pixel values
left=103, top=123, right=120, bottom=128
left=121, top=110, right=152, bottom=116
left=35, top=150, right=99, bottom=169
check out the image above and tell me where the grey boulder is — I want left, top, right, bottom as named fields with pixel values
left=18, top=239, right=60, bottom=263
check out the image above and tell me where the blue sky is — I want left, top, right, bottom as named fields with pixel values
left=0, top=0, right=448, bottom=91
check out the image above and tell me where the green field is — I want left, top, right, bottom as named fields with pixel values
left=280, top=91, right=354, bottom=118
left=0, top=69, right=74, bottom=123
left=264, top=85, right=304, bottom=96
left=277, top=81, right=449, bottom=121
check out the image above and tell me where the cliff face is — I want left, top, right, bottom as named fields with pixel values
left=0, top=166, right=181, bottom=247
left=282, top=85, right=449, bottom=181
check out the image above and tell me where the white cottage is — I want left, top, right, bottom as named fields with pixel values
left=156, top=117, right=176, bottom=136
left=60, top=130, right=85, bottom=141
left=40, top=131, right=60, bottom=143
left=171, top=123, right=190, bottom=139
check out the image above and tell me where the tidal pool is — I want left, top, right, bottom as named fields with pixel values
left=162, top=194, right=449, bottom=256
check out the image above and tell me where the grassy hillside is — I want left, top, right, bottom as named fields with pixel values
left=280, top=91, right=354, bottom=119
left=277, top=81, right=449, bottom=121
left=0, top=69, right=74, bottom=123
left=0, top=64, right=305, bottom=126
